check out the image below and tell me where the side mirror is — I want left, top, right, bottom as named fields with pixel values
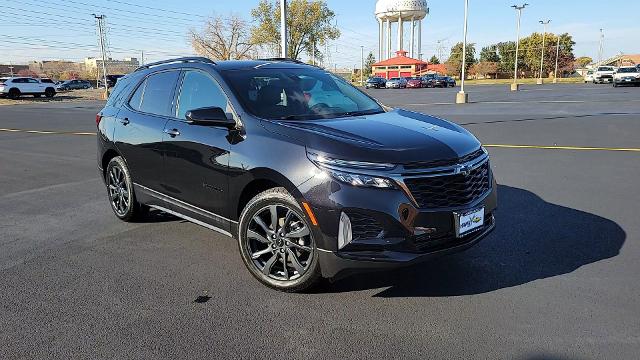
left=185, top=107, right=236, bottom=129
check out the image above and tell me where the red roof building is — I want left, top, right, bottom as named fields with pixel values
left=371, top=50, right=446, bottom=79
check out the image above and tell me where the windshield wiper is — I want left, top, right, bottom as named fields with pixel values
left=334, top=109, right=385, bottom=117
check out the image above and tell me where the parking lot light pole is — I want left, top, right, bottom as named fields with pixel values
left=360, top=46, right=364, bottom=86
left=511, top=3, right=528, bottom=91
left=280, top=0, right=288, bottom=58
left=456, top=0, right=470, bottom=104
left=553, top=35, right=561, bottom=84
left=537, top=20, right=551, bottom=85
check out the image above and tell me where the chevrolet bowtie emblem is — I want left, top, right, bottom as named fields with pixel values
left=455, top=164, right=471, bottom=176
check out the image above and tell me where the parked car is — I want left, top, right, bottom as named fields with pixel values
left=584, top=70, right=595, bottom=83
left=98, top=74, right=125, bottom=88
left=430, top=76, right=450, bottom=88
left=97, top=57, right=497, bottom=292
left=613, top=66, right=640, bottom=87
left=365, top=77, right=386, bottom=89
left=0, top=77, right=56, bottom=99
left=406, top=77, right=423, bottom=88
left=385, top=77, right=407, bottom=88
left=57, top=79, right=92, bottom=91
left=445, top=76, right=457, bottom=87
left=593, top=66, right=615, bottom=84
left=421, top=74, right=437, bottom=87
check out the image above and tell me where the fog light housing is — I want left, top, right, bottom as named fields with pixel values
left=337, top=212, right=353, bottom=250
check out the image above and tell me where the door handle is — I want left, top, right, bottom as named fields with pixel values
left=119, top=118, right=130, bottom=126
left=163, top=128, right=180, bottom=137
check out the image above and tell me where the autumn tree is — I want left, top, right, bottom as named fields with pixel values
left=445, top=42, right=476, bottom=78
left=250, top=0, right=340, bottom=61
left=17, top=69, right=39, bottom=78
left=190, top=14, right=255, bottom=60
left=469, top=62, right=498, bottom=79
left=364, top=52, right=376, bottom=78
left=575, top=56, right=593, bottom=68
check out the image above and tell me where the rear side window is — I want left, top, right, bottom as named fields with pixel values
left=176, top=70, right=229, bottom=120
left=128, top=71, right=180, bottom=117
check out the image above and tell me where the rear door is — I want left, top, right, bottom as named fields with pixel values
left=113, top=70, right=181, bottom=197
left=161, top=69, right=233, bottom=231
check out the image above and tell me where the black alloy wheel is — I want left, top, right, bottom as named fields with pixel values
left=238, top=188, right=321, bottom=292
left=105, top=156, right=145, bottom=221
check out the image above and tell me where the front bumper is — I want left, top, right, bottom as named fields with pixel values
left=300, top=166, right=498, bottom=279
left=614, top=77, right=640, bottom=85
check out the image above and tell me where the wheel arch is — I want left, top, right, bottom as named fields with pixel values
left=101, top=148, right=121, bottom=179
left=234, top=168, right=304, bottom=219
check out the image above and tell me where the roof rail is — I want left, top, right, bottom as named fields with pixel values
left=258, top=57, right=305, bottom=64
left=135, top=57, right=215, bottom=71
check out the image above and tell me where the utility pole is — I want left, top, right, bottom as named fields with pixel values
left=360, top=46, right=364, bottom=86
left=8, top=64, right=14, bottom=76
left=511, top=3, right=528, bottom=91
left=553, top=35, right=561, bottom=83
left=141, top=50, right=144, bottom=66
left=93, top=14, right=109, bottom=99
left=598, top=28, right=604, bottom=65
left=280, top=0, right=288, bottom=58
left=456, top=0, right=469, bottom=104
left=538, top=19, right=551, bottom=85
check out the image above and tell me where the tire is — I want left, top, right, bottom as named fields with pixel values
left=238, top=187, right=321, bottom=292
left=105, top=156, right=145, bottom=222
left=44, top=88, right=56, bottom=98
left=8, top=88, right=20, bottom=100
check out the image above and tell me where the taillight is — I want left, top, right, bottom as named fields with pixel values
left=96, top=114, right=103, bottom=126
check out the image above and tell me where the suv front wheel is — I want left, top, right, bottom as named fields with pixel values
left=238, top=188, right=321, bottom=292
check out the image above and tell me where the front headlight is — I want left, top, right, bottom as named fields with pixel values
left=307, top=152, right=396, bottom=189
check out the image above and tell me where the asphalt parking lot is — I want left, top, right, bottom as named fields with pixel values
left=1, top=84, right=639, bottom=359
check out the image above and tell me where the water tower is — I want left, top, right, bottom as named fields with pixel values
left=375, top=0, right=429, bottom=61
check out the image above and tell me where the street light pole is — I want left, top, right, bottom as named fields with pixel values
left=598, top=28, right=604, bottom=65
left=360, top=46, right=364, bottom=86
left=553, top=35, right=561, bottom=83
left=537, top=19, right=551, bottom=85
left=280, top=0, right=288, bottom=58
left=456, top=0, right=469, bottom=104
left=511, top=3, right=528, bottom=91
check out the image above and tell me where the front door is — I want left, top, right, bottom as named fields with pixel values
left=113, top=70, right=180, bottom=195
left=161, top=69, right=234, bottom=231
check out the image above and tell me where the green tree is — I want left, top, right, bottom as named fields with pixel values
left=480, top=45, right=500, bottom=63
left=520, top=32, right=575, bottom=77
left=445, top=42, right=476, bottom=78
left=250, top=0, right=340, bottom=60
left=429, top=55, right=440, bottom=64
left=364, top=52, right=376, bottom=78
left=575, top=56, right=593, bottom=68
left=496, top=41, right=517, bottom=74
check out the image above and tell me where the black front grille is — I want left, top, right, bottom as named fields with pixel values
left=404, top=161, right=490, bottom=208
left=403, top=148, right=484, bottom=170
left=346, top=212, right=384, bottom=240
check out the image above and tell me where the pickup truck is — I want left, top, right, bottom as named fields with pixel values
left=593, top=66, right=616, bottom=84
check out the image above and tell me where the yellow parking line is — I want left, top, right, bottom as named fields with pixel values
left=484, top=144, right=640, bottom=152
left=0, top=128, right=96, bottom=136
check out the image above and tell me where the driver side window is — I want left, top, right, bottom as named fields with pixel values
left=176, top=70, right=229, bottom=120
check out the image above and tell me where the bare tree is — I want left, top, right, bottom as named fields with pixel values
left=190, top=14, right=255, bottom=60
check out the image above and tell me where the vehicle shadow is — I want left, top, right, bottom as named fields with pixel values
left=322, top=185, right=625, bottom=297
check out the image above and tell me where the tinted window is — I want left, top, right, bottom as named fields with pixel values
left=130, top=71, right=179, bottom=116
left=176, top=70, right=229, bottom=120
left=27, top=78, right=39, bottom=83
left=128, top=80, right=145, bottom=111
left=221, top=67, right=383, bottom=120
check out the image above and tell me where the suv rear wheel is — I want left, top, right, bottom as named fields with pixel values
left=8, top=88, right=20, bottom=100
left=45, top=88, right=56, bottom=98
left=105, top=156, right=146, bottom=221
left=238, top=188, right=321, bottom=292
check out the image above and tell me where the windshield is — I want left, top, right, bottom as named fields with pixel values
left=598, top=67, right=613, bottom=71
left=617, top=67, right=637, bottom=73
left=221, top=67, right=384, bottom=121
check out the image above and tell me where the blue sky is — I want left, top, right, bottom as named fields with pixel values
left=2, top=0, right=636, bottom=66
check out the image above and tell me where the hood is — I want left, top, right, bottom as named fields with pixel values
left=261, top=109, right=481, bottom=164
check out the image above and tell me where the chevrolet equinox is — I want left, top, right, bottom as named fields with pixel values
left=97, top=57, right=497, bottom=292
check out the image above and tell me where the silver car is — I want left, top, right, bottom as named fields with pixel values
left=385, top=77, right=407, bottom=89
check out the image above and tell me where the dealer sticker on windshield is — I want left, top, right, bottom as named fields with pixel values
left=455, top=207, right=485, bottom=237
